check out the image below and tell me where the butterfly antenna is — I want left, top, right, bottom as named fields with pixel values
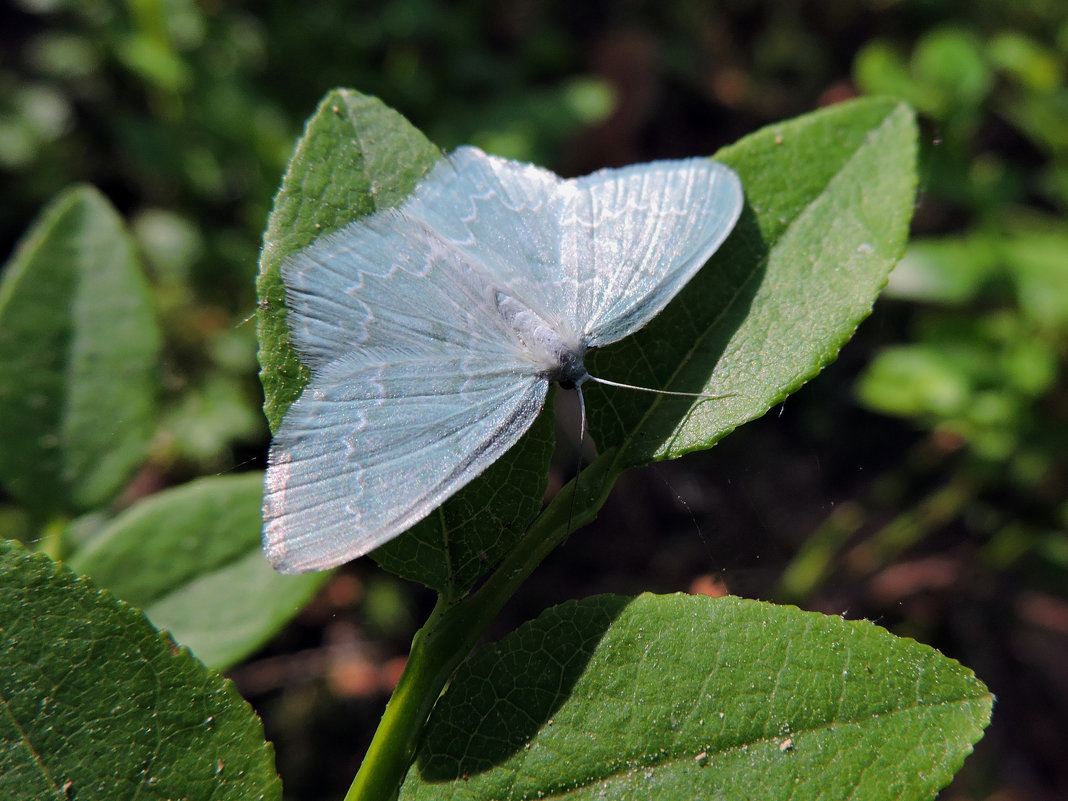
left=587, top=375, right=735, bottom=400
left=577, top=383, right=588, bottom=440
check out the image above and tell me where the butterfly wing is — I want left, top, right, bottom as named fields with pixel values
left=401, top=147, right=568, bottom=319
left=269, top=150, right=568, bottom=573
left=264, top=351, right=548, bottom=573
left=557, top=158, right=743, bottom=348
left=282, top=147, right=569, bottom=371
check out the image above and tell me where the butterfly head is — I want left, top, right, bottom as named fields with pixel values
left=551, top=344, right=589, bottom=390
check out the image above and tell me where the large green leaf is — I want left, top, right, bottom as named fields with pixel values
left=0, top=185, right=160, bottom=513
left=587, top=98, right=917, bottom=466
left=401, top=594, right=992, bottom=801
left=67, top=473, right=326, bottom=670
left=0, top=540, right=281, bottom=801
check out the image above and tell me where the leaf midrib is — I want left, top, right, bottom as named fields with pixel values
left=505, top=692, right=989, bottom=801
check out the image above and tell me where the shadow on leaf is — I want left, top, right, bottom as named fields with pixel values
left=414, top=594, right=632, bottom=780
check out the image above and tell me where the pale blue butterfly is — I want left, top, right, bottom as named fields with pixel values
left=264, top=146, right=743, bottom=573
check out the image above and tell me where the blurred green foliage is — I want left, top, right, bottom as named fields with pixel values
left=2, top=0, right=284, bottom=478
left=850, top=23, right=1067, bottom=582
left=779, top=17, right=1068, bottom=605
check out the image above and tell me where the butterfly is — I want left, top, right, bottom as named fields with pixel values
left=263, top=146, right=743, bottom=573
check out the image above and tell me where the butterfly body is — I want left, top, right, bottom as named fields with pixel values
left=264, top=147, right=742, bottom=573
left=492, top=288, right=587, bottom=387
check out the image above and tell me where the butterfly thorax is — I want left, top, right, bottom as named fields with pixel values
left=493, top=289, right=588, bottom=388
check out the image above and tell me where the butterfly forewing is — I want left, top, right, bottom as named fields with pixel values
left=397, top=148, right=571, bottom=326
left=563, top=159, right=743, bottom=348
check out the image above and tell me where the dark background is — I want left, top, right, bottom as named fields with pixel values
left=2, top=2, right=1066, bottom=799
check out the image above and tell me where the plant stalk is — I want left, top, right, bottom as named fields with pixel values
left=343, top=454, right=617, bottom=801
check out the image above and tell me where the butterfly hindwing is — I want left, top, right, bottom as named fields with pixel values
left=264, top=350, right=548, bottom=573
left=282, top=204, right=537, bottom=371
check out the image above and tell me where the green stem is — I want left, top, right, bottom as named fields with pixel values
left=344, top=454, right=618, bottom=801
left=342, top=595, right=453, bottom=801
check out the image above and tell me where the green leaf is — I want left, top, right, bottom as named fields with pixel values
left=987, top=32, right=1062, bottom=93
left=885, top=235, right=1000, bottom=303
left=66, top=473, right=326, bottom=670
left=856, top=344, right=971, bottom=420
left=0, top=185, right=161, bottom=514
left=255, top=90, right=554, bottom=596
left=853, top=44, right=943, bottom=114
left=1002, top=228, right=1068, bottom=329
left=913, top=28, right=991, bottom=109
left=257, top=90, right=441, bottom=431
left=0, top=540, right=281, bottom=801
left=401, top=594, right=992, bottom=801
left=589, top=98, right=918, bottom=467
